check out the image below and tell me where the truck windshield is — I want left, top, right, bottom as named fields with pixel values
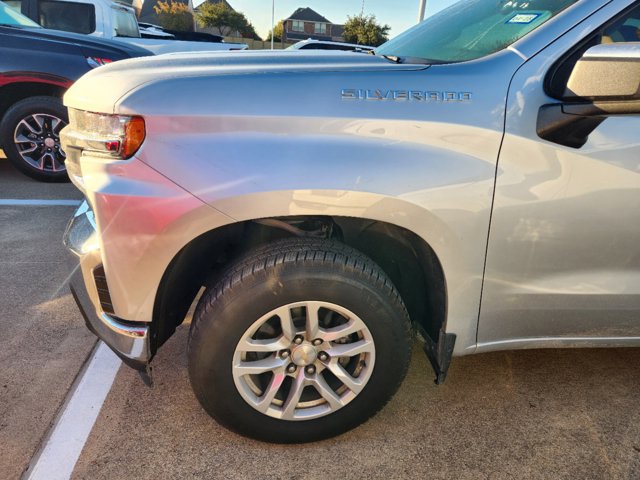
left=112, top=6, right=139, bottom=38
left=0, top=1, right=41, bottom=28
left=376, top=0, right=580, bottom=63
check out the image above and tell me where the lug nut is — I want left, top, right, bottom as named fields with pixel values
left=280, top=350, right=290, bottom=359
left=318, top=352, right=329, bottom=362
left=305, top=365, right=316, bottom=375
left=287, top=364, right=297, bottom=374
left=293, top=335, right=304, bottom=345
left=312, top=338, right=323, bottom=346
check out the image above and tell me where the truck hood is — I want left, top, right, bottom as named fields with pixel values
left=64, top=50, right=428, bottom=113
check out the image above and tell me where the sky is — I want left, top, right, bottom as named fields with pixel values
left=192, top=0, right=458, bottom=40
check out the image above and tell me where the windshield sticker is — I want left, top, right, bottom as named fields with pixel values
left=506, top=12, right=542, bottom=24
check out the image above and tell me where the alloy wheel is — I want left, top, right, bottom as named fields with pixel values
left=232, top=300, right=376, bottom=421
left=13, top=113, right=66, bottom=173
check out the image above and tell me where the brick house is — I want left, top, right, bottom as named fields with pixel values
left=283, top=7, right=344, bottom=43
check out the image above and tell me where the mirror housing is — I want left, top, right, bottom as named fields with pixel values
left=538, top=43, right=640, bottom=148
left=564, top=43, right=640, bottom=102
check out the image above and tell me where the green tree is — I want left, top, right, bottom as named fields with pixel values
left=195, top=2, right=252, bottom=38
left=153, top=0, right=194, bottom=32
left=266, top=20, right=284, bottom=42
left=343, top=14, right=390, bottom=47
left=240, top=21, right=261, bottom=40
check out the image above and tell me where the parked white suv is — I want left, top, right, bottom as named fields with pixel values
left=13, top=0, right=248, bottom=52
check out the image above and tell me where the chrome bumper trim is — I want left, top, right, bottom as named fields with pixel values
left=100, top=312, right=148, bottom=338
left=65, top=200, right=151, bottom=370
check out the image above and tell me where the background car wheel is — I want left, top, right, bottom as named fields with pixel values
left=188, top=238, right=413, bottom=443
left=0, top=96, right=69, bottom=182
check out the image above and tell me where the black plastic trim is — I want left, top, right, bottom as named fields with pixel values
left=420, top=327, right=456, bottom=385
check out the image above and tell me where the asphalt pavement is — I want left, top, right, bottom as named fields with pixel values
left=72, top=332, right=640, bottom=480
left=0, top=157, right=639, bottom=479
left=0, top=158, right=92, bottom=480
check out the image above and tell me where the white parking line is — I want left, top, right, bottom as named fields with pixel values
left=24, top=342, right=122, bottom=480
left=0, top=199, right=81, bottom=206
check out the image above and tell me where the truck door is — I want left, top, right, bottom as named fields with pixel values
left=479, top=1, right=640, bottom=348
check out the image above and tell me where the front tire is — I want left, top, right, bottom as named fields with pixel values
left=0, top=96, right=69, bottom=182
left=188, top=238, right=412, bottom=443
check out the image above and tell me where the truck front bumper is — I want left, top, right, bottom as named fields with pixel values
left=64, top=201, right=151, bottom=371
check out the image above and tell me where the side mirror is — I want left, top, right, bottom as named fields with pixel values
left=538, top=43, right=640, bottom=148
left=564, top=43, right=640, bottom=102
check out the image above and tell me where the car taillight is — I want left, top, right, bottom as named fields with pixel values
left=85, top=57, right=113, bottom=69
left=68, top=109, right=146, bottom=159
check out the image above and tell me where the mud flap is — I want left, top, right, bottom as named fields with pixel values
left=421, top=329, right=456, bottom=385
left=138, top=364, right=154, bottom=387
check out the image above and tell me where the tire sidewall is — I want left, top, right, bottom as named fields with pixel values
left=188, top=260, right=411, bottom=443
left=0, top=96, right=69, bottom=183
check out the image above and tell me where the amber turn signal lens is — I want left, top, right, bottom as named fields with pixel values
left=122, top=116, right=146, bottom=158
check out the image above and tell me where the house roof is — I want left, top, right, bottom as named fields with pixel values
left=285, top=7, right=331, bottom=24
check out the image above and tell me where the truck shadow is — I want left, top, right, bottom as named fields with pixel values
left=72, top=324, right=640, bottom=480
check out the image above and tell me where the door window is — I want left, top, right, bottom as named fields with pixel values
left=602, top=4, right=640, bottom=43
left=4, top=1, right=22, bottom=13
left=38, top=0, right=95, bottom=34
left=112, top=7, right=139, bottom=38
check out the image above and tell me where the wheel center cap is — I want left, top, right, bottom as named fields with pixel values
left=44, top=138, right=55, bottom=148
left=291, top=344, right=317, bottom=366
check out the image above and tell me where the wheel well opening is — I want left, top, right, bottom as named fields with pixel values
left=151, top=217, right=447, bottom=355
left=0, top=83, right=65, bottom=126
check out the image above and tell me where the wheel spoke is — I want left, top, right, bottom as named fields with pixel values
left=49, top=153, right=59, bottom=172
left=234, top=356, right=286, bottom=376
left=51, top=117, right=65, bottom=135
left=17, top=142, right=38, bottom=155
left=32, top=114, right=46, bottom=132
left=312, top=373, right=344, bottom=409
left=320, top=318, right=362, bottom=342
left=325, top=339, right=373, bottom=358
left=37, top=153, right=47, bottom=170
left=305, top=301, right=321, bottom=339
left=275, top=305, right=297, bottom=341
left=236, top=336, right=289, bottom=353
left=326, top=361, right=366, bottom=394
left=282, top=370, right=306, bottom=418
left=255, top=370, right=287, bottom=413
left=51, top=153, right=64, bottom=171
left=16, top=118, right=42, bottom=137
left=15, top=133, right=35, bottom=146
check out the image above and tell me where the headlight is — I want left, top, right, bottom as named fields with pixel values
left=67, top=109, right=145, bottom=159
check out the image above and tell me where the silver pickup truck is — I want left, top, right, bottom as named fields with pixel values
left=61, top=0, right=640, bottom=443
